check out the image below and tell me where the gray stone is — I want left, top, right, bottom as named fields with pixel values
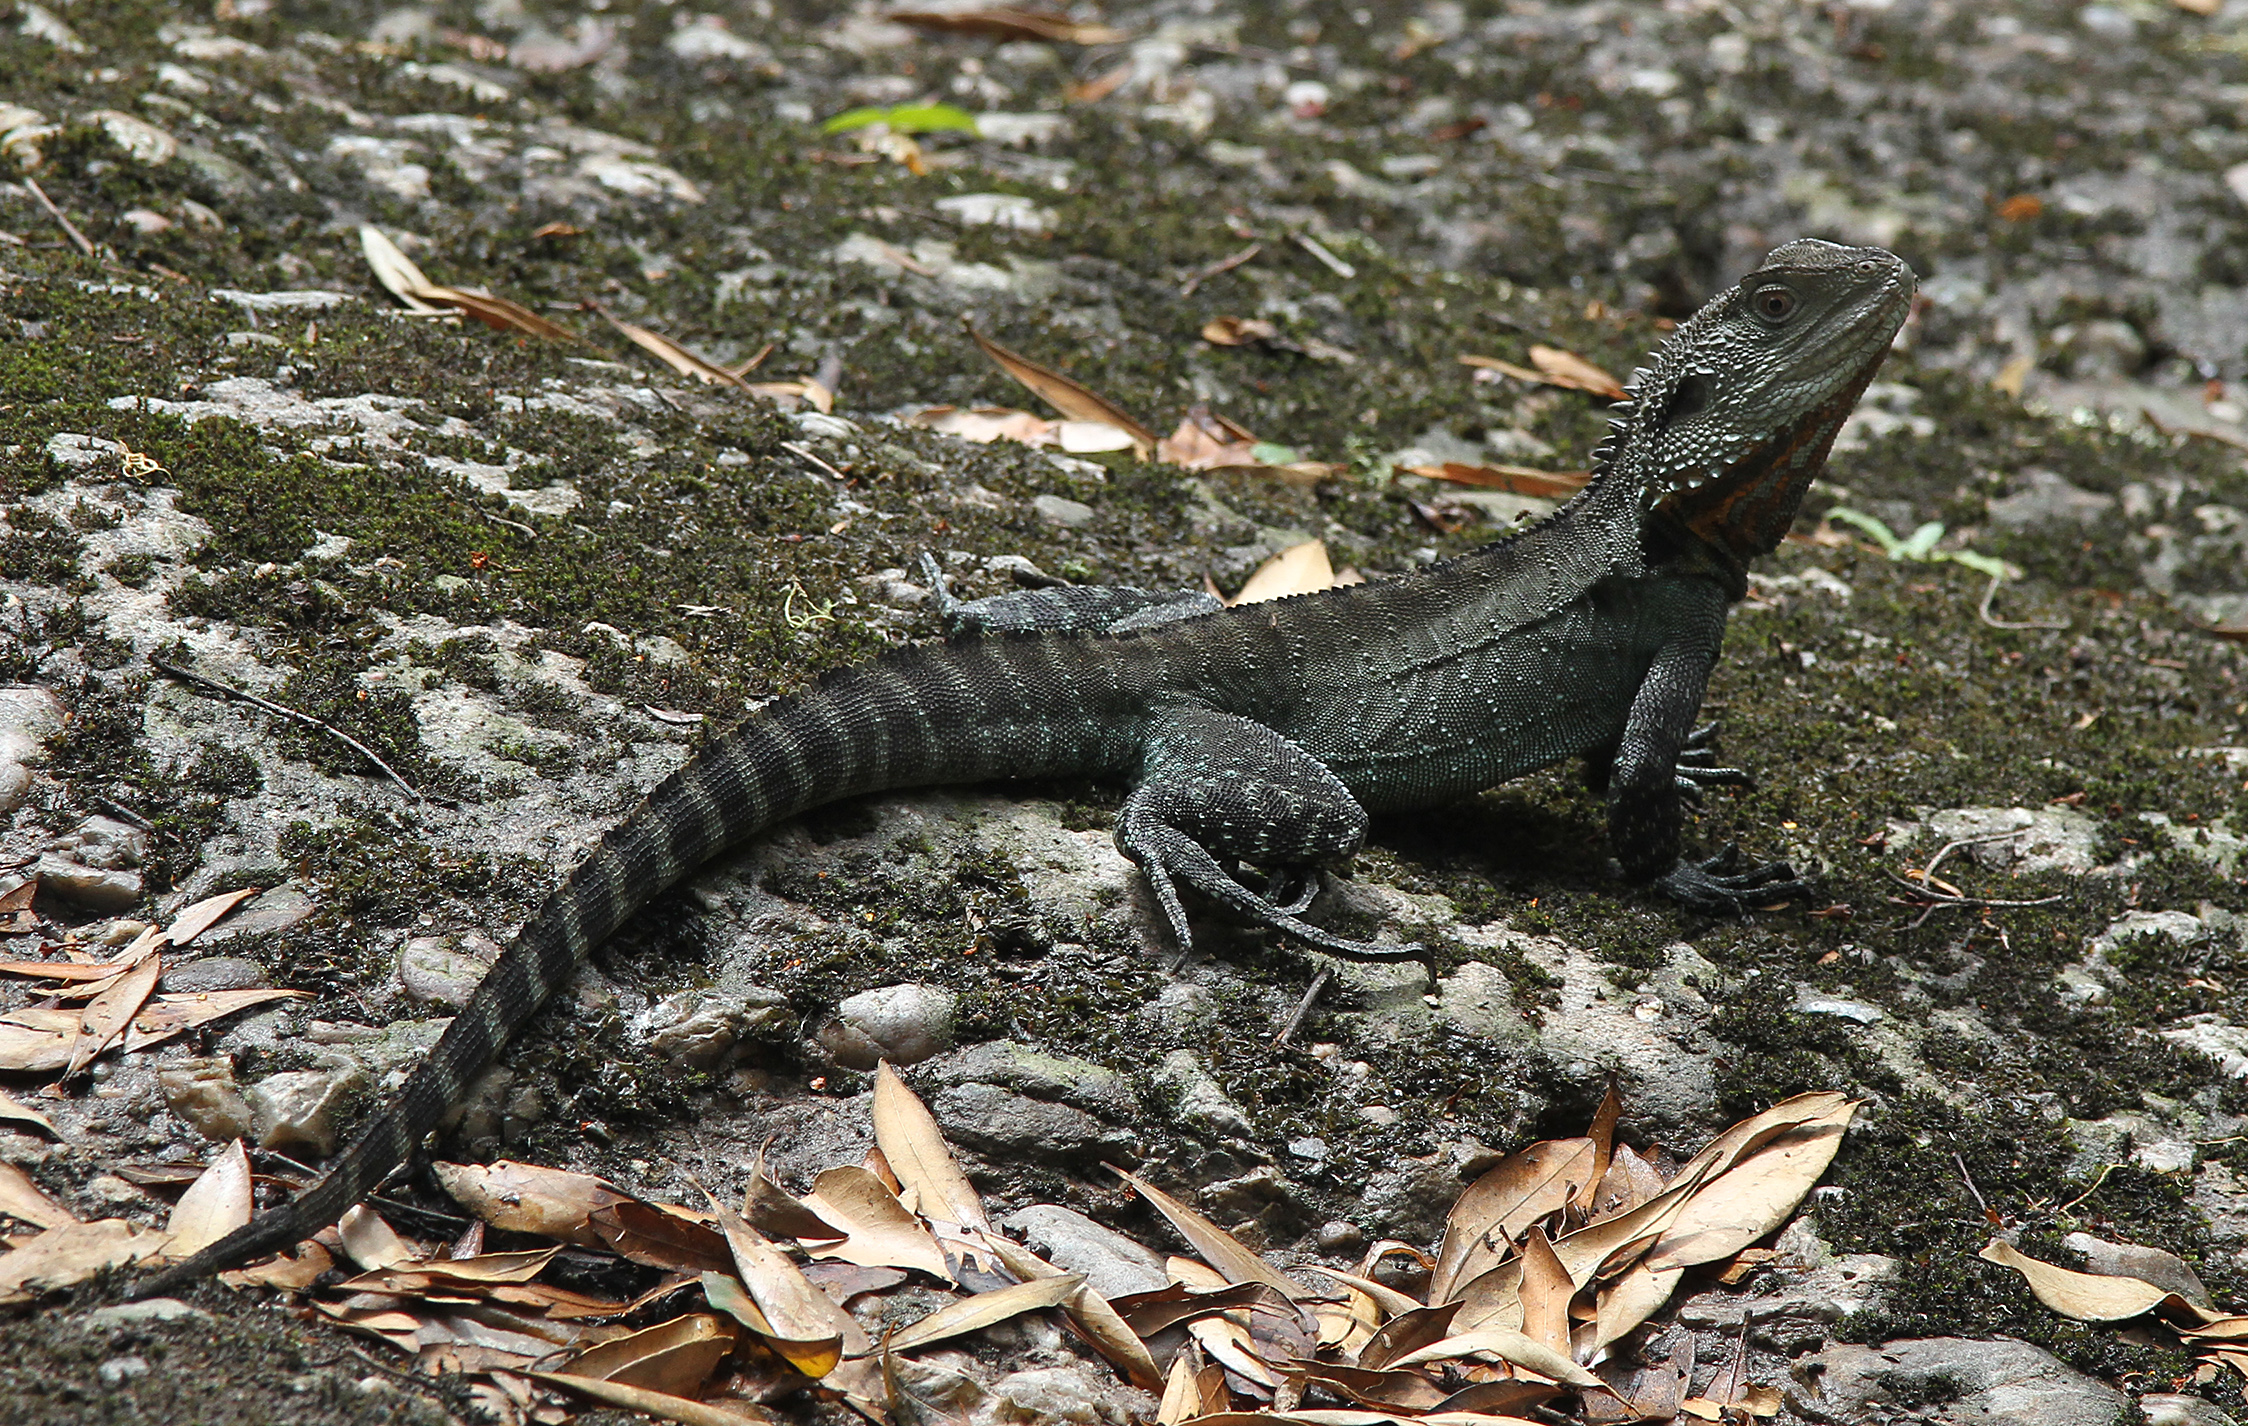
left=97, top=1355, right=151, bottom=1387
left=0, top=685, right=63, bottom=815
left=1791, top=1337, right=2126, bottom=1426
left=2063, top=1231, right=2212, bottom=1308
left=640, top=986, right=789, bottom=1070
left=816, top=982, right=956, bottom=1070
left=159, top=956, right=266, bottom=993
left=157, top=1058, right=255, bottom=1143
left=247, top=1063, right=370, bottom=1156
left=195, top=885, right=315, bottom=942
left=988, top=1365, right=1133, bottom=1425
left=37, top=858, right=143, bottom=912
left=925, top=1040, right=1134, bottom=1120
left=50, top=816, right=150, bottom=870
left=1032, top=494, right=1096, bottom=528
left=2142, top=1394, right=2240, bottom=1426
left=1902, top=806, right=2106, bottom=877
left=81, top=1298, right=211, bottom=1329
left=1002, top=1204, right=1169, bottom=1299
left=397, top=933, right=496, bottom=1007
left=931, top=1081, right=1122, bottom=1162
left=1155, top=1049, right=1254, bottom=1138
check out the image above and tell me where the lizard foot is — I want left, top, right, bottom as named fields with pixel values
left=1655, top=843, right=1817, bottom=914
left=1674, top=722, right=1754, bottom=806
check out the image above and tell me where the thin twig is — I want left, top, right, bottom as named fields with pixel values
left=1953, top=1150, right=1990, bottom=1221
left=2057, top=1161, right=2117, bottom=1215
left=1978, top=573, right=2067, bottom=631
left=150, top=657, right=423, bottom=801
left=1273, top=966, right=1332, bottom=1049
left=93, top=797, right=153, bottom=831
left=782, top=441, right=848, bottom=482
left=22, top=177, right=93, bottom=257
left=1180, top=241, right=1261, bottom=297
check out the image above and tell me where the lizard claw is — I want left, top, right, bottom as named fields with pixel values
left=1261, top=866, right=1322, bottom=916
left=1655, top=843, right=1817, bottom=914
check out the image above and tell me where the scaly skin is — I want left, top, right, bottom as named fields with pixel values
left=133, top=238, right=1914, bottom=1295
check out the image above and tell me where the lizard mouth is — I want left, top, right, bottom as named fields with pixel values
left=1772, top=252, right=1917, bottom=389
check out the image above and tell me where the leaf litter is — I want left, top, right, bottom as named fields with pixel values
left=1, top=1064, right=1860, bottom=1422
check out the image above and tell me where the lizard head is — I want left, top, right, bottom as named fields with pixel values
left=1616, top=239, right=1917, bottom=566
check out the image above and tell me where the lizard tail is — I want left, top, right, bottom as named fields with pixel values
left=132, top=644, right=1089, bottom=1296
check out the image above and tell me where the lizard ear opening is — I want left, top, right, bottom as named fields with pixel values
left=1649, top=372, right=1712, bottom=433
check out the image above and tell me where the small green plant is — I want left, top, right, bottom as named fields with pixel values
left=821, top=103, right=981, bottom=137
left=1826, top=506, right=2015, bottom=581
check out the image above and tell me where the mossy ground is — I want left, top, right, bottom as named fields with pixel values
left=3, top=0, right=2248, bottom=1419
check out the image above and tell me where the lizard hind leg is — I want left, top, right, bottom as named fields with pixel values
left=1115, top=708, right=1416, bottom=960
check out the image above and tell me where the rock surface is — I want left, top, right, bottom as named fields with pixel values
left=1, top=0, right=2245, bottom=1421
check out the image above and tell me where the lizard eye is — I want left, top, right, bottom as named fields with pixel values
left=1751, top=285, right=1798, bottom=323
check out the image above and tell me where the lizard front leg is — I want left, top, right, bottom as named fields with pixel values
left=1116, top=705, right=1415, bottom=958
left=1610, top=585, right=1814, bottom=913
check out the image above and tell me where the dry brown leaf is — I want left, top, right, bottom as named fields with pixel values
left=1112, top=1280, right=1276, bottom=1337
left=873, top=1061, right=990, bottom=1233
left=600, top=311, right=754, bottom=389
left=338, top=1203, right=420, bottom=1271
left=1590, top=1143, right=1669, bottom=1218
left=886, top=8, right=1127, bottom=44
left=0, top=877, right=35, bottom=934
left=980, top=1231, right=1160, bottom=1389
left=559, top=1313, right=738, bottom=1396
left=1979, top=1239, right=2206, bottom=1322
left=1188, top=1310, right=1278, bottom=1389
left=587, top=1200, right=733, bottom=1276
left=1299, top=1263, right=1423, bottom=1320
left=435, top=1160, right=635, bottom=1244
left=742, top=1149, right=847, bottom=1243
left=746, top=378, right=837, bottom=415
left=530, top=1371, right=777, bottom=1426
left=1456, top=351, right=1625, bottom=401
left=0, top=1087, right=56, bottom=1136
left=0, top=959, right=133, bottom=983
left=1157, top=1353, right=1204, bottom=1426
left=1584, top=1259, right=1685, bottom=1354
left=68, top=953, right=160, bottom=1074
left=1355, top=1301, right=1463, bottom=1371
left=713, top=1204, right=860, bottom=1375
left=220, top=1240, right=333, bottom=1292
left=166, top=888, right=260, bottom=946
left=1230, top=541, right=1334, bottom=606
left=1675, top=1092, right=1852, bottom=1183
left=1515, top=1227, right=1572, bottom=1357
left=887, top=1273, right=1083, bottom=1352
left=0, top=1217, right=167, bottom=1299
left=1429, top=1137, right=1596, bottom=1303
left=1526, top=345, right=1627, bottom=398
left=800, top=1165, right=951, bottom=1279
left=164, top=1139, right=252, bottom=1259
left=1405, top=463, right=1591, bottom=499
left=1642, top=1099, right=1856, bottom=1272
left=1389, top=1325, right=1604, bottom=1389
left=1156, top=407, right=1261, bottom=470
left=0, top=1010, right=77, bottom=1073
left=1110, top=1164, right=1301, bottom=1302
left=0, top=1160, right=75, bottom=1229
left=418, top=286, right=580, bottom=344
left=1434, top=1380, right=1563, bottom=1417
left=1298, top=1362, right=1450, bottom=1412
left=903, top=404, right=1061, bottom=446
left=1576, top=1084, right=1622, bottom=1215
left=359, top=225, right=445, bottom=313
left=962, top=321, right=1156, bottom=455
left=343, top=1247, right=562, bottom=1291
left=1550, top=1168, right=1708, bottom=1288
left=1203, top=316, right=1282, bottom=347
left=121, top=988, right=310, bottom=1053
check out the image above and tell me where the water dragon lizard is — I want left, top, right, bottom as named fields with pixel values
left=138, top=237, right=1915, bottom=1293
